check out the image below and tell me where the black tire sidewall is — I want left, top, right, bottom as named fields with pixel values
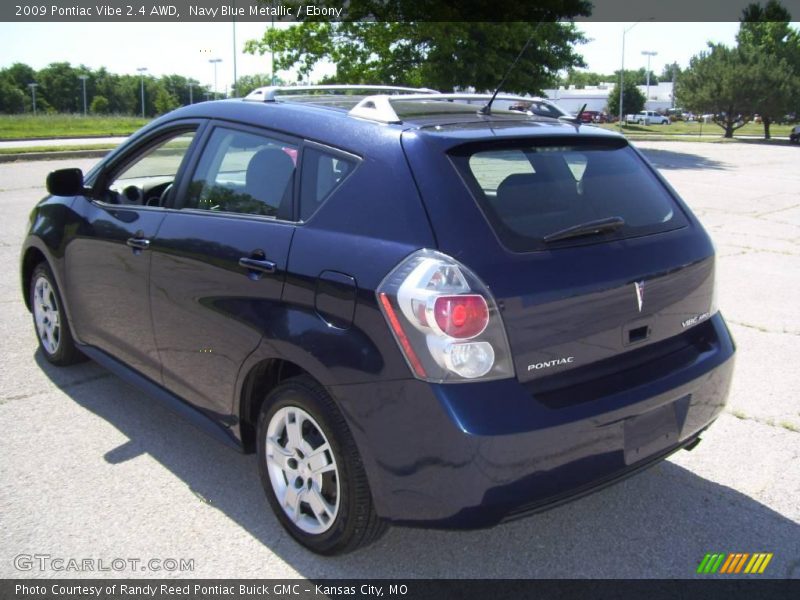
left=256, top=379, right=363, bottom=555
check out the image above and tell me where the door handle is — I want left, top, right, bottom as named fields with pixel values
left=126, top=236, right=151, bottom=252
left=239, top=257, right=277, bottom=276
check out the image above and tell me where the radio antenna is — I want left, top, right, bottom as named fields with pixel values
left=480, top=22, right=543, bottom=116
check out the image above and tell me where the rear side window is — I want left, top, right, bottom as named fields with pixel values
left=185, top=127, right=297, bottom=219
left=454, top=139, right=687, bottom=251
left=299, top=147, right=356, bottom=222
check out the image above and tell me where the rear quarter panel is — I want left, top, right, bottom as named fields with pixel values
left=235, top=127, right=438, bottom=399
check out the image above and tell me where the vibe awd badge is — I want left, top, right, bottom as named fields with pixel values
left=682, top=312, right=711, bottom=328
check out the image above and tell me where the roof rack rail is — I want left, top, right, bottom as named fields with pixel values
left=244, top=85, right=439, bottom=102
left=347, top=93, right=542, bottom=124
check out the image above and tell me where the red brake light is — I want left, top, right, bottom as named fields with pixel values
left=432, top=295, right=489, bottom=339
left=379, top=293, right=428, bottom=378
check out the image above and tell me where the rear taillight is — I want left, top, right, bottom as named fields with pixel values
left=432, top=295, right=488, bottom=339
left=377, top=249, right=514, bottom=383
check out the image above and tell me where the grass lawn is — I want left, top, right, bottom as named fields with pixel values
left=0, top=143, right=116, bottom=155
left=0, top=113, right=794, bottom=145
left=598, top=121, right=795, bottom=138
left=0, top=114, right=149, bottom=140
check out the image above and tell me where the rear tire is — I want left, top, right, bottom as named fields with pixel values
left=30, top=262, right=84, bottom=366
left=256, top=375, right=387, bottom=554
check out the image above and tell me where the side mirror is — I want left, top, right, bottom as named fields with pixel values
left=46, top=168, right=85, bottom=196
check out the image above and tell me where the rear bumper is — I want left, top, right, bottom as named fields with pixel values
left=331, top=313, right=735, bottom=528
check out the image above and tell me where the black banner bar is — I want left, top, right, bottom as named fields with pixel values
left=2, top=580, right=800, bottom=600
left=3, top=0, right=800, bottom=22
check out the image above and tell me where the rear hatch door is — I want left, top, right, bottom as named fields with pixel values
left=401, top=127, right=716, bottom=385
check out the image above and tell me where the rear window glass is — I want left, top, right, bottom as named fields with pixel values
left=454, top=139, right=687, bottom=251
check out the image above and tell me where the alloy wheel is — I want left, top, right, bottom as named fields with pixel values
left=265, top=405, right=340, bottom=534
left=33, top=275, right=61, bottom=355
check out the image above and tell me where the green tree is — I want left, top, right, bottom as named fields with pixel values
left=607, top=79, right=645, bottom=119
left=36, top=62, right=82, bottom=112
left=660, top=62, right=682, bottom=82
left=679, top=44, right=756, bottom=138
left=738, top=0, right=800, bottom=60
left=559, top=70, right=615, bottom=88
left=0, top=75, right=26, bottom=113
left=153, top=86, right=180, bottom=114
left=245, top=18, right=590, bottom=94
left=561, top=69, right=656, bottom=90
left=90, top=95, right=110, bottom=114
left=741, top=49, right=796, bottom=137
left=3, top=62, right=37, bottom=109
left=737, top=0, right=800, bottom=137
left=617, top=68, right=658, bottom=87
left=234, top=74, right=277, bottom=97
left=4, top=62, right=36, bottom=89
left=96, top=71, right=137, bottom=114
left=161, top=74, right=201, bottom=106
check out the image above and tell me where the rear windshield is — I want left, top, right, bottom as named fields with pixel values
left=452, top=138, right=687, bottom=251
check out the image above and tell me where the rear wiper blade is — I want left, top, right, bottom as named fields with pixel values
left=543, top=216, right=625, bottom=243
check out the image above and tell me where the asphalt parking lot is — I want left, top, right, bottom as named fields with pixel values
left=0, top=141, right=798, bottom=579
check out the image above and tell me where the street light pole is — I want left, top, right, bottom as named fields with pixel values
left=232, top=0, right=238, bottom=97
left=672, top=65, right=677, bottom=109
left=28, top=83, right=38, bottom=116
left=618, top=21, right=642, bottom=130
left=209, top=58, right=222, bottom=99
left=271, top=0, right=276, bottom=84
left=136, top=67, right=147, bottom=118
left=188, top=80, right=195, bottom=105
left=641, top=50, right=658, bottom=108
left=78, top=75, right=89, bottom=116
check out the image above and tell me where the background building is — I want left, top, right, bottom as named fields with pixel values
left=543, top=81, right=675, bottom=114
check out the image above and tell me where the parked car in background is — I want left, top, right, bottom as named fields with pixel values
left=576, top=110, right=608, bottom=124
left=626, top=110, right=670, bottom=125
left=666, top=109, right=685, bottom=122
left=790, top=125, right=800, bottom=144
left=507, top=98, right=570, bottom=119
left=22, top=85, right=735, bottom=555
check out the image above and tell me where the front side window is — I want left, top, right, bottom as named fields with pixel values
left=185, top=127, right=297, bottom=218
left=105, top=130, right=196, bottom=206
left=454, top=138, right=687, bottom=252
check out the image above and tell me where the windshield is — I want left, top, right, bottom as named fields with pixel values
left=452, top=138, right=687, bottom=251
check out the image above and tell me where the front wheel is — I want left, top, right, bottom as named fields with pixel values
left=256, top=376, right=387, bottom=554
left=30, top=262, right=84, bottom=366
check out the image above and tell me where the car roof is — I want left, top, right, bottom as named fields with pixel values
left=155, top=88, right=624, bottom=152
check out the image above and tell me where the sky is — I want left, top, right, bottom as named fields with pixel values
left=0, top=21, right=796, bottom=93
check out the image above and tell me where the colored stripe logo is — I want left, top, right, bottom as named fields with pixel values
left=697, top=552, right=773, bottom=574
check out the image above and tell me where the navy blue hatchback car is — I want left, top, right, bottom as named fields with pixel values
left=21, top=86, right=735, bottom=554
